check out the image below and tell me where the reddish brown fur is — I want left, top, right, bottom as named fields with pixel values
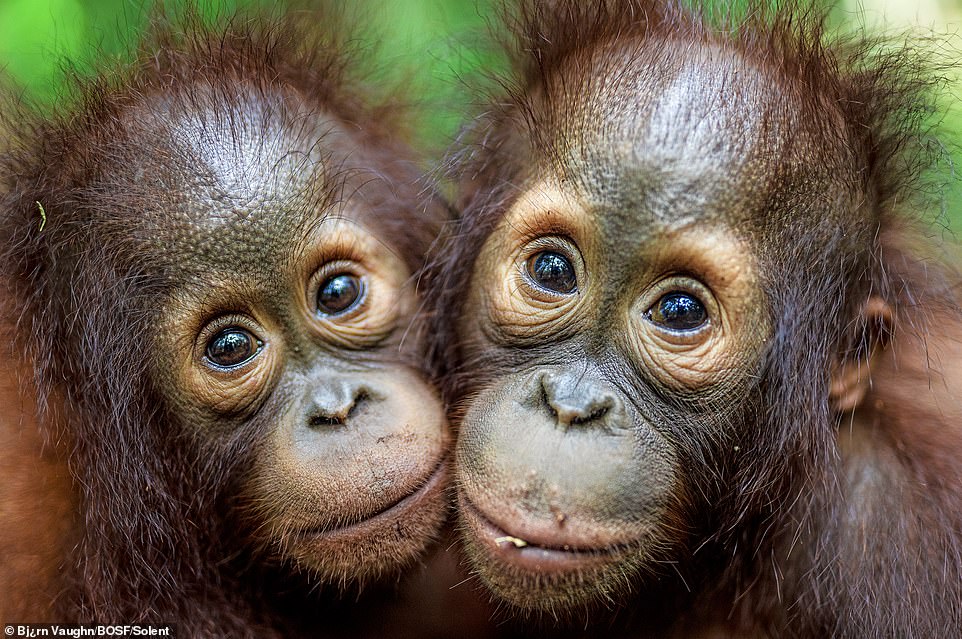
left=432, top=1, right=962, bottom=636
left=0, top=311, right=77, bottom=622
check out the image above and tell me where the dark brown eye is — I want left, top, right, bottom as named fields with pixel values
left=317, top=273, right=362, bottom=315
left=526, top=251, right=577, bottom=294
left=206, top=329, right=261, bottom=368
left=647, top=292, right=708, bottom=331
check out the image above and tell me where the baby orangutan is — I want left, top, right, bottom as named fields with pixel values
left=433, top=1, right=962, bottom=637
left=0, top=8, right=449, bottom=636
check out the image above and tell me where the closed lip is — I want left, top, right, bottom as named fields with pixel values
left=297, top=455, right=448, bottom=542
left=459, top=492, right=634, bottom=574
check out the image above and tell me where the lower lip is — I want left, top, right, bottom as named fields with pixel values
left=459, top=495, right=627, bottom=575
left=298, top=458, right=448, bottom=543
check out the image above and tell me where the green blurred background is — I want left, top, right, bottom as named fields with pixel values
left=0, top=0, right=960, bottom=228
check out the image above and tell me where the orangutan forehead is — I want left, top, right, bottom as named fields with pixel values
left=527, top=38, right=852, bottom=228
left=84, top=90, right=353, bottom=275
left=547, top=44, right=785, bottom=171
left=139, top=91, right=347, bottom=219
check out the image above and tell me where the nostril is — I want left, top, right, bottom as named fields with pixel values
left=540, top=372, right=616, bottom=427
left=309, top=413, right=343, bottom=428
left=569, top=396, right=613, bottom=425
left=349, top=390, right=369, bottom=420
left=551, top=397, right=612, bottom=426
left=308, top=389, right=370, bottom=428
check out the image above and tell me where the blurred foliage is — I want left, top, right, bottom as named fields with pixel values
left=0, top=0, right=959, bottom=228
left=0, top=0, right=500, bottom=146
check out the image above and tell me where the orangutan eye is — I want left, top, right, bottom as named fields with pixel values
left=206, top=328, right=261, bottom=368
left=317, top=273, right=363, bottom=315
left=526, top=251, right=577, bottom=294
left=647, top=292, right=708, bottom=332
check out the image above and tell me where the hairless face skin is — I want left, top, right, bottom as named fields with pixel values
left=431, top=1, right=962, bottom=636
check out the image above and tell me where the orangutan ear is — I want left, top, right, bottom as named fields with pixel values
left=829, top=296, right=894, bottom=413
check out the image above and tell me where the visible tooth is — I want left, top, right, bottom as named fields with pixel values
left=494, top=535, right=528, bottom=548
